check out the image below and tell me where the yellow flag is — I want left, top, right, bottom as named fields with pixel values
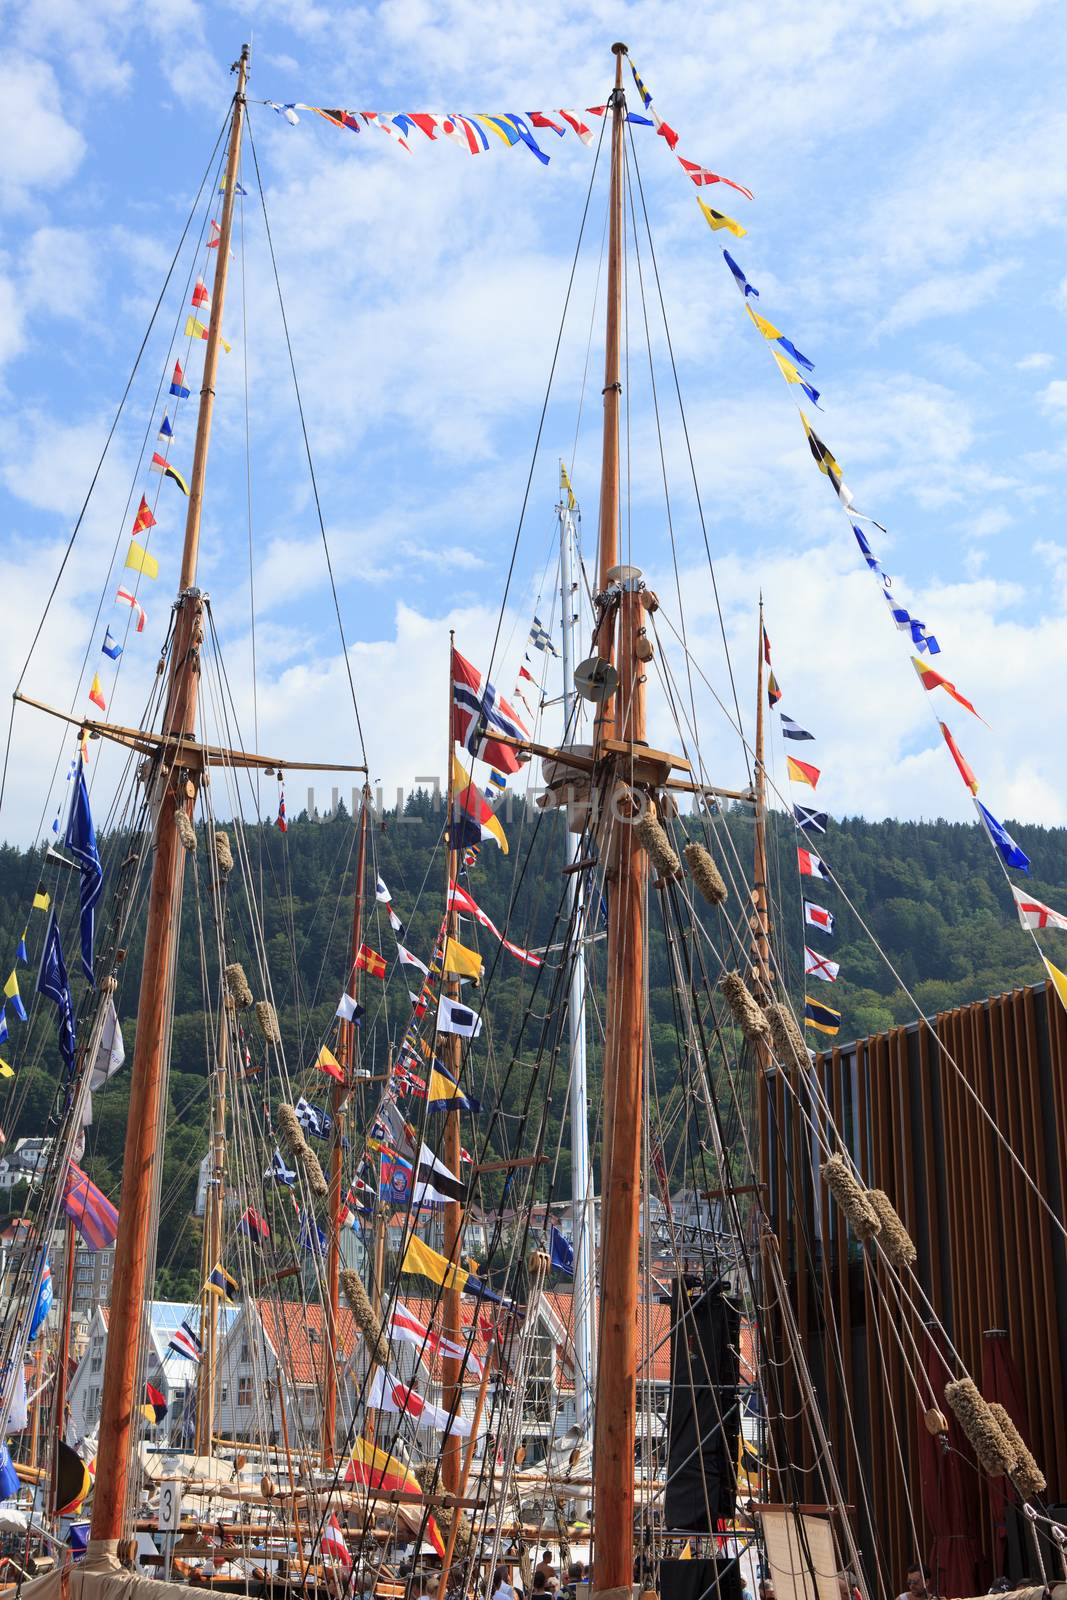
left=32, top=890, right=50, bottom=911
left=125, top=540, right=159, bottom=580
left=0, top=1060, right=12, bottom=1079
left=400, top=1231, right=470, bottom=1294
left=443, top=937, right=482, bottom=980
left=773, top=349, right=805, bottom=386
left=746, top=304, right=782, bottom=340
left=1043, top=955, right=1067, bottom=1014
left=184, top=313, right=231, bottom=353
left=679, top=1542, right=692, bottom=1561
left=3, top=973, right=19, bottom=1001
left=696, top=196, right=745, bottom=238
left=800, top=411, right=845, bottom=482
left=559, top=460, right=577, bottom=511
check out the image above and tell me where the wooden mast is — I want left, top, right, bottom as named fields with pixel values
left=591, top=42, right=648, bottom=1598
left=441, top=630, right=463, bottom=1495
left=89, top=45, right=250, bottom=1551
left=50, top=1218, right=76, bottom=1513
left=324, top=787, right=370, bottom=1469
left=753, top=602, right=772, bottom=999
left=195, top=996, right=229, bottom=1456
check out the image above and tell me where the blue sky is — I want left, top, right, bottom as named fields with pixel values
left=2, top=0, right=1067, bottom=842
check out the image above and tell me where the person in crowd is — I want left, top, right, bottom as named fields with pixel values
left=493, top=1567, right=516, bottom=1600
left=897, top=1566, right=929, bottom=1600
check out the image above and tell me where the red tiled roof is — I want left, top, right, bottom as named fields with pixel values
left=254, top=1299, right=359, bottom=1385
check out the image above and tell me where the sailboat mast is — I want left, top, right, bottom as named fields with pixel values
left=195, top=998, right=229, bottom=1456
left=441, top=630, right=463, bottom=1495
left=753, top=602, right=772, bottom=996
left=324, top=788, right=369, bottom=1469
left=558, top=478, right=596, bottom=1437
left=89, top=44, right=250, bottom=1548
left=591, top=42, right=648, bottom=1594
left=50, top=1218, right=76, bottom=1513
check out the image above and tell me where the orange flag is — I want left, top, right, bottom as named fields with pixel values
left=88, top=674, right=106, bottom=712
left=939, top=722, right=979, bottom=795
left=911, top=657, right=986, bottom=725
left=787, top=756, right=820, bottom=789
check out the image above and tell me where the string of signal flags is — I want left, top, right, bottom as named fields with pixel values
left=624, top=60, right=1067, bottom=1017
left=763, top=627, right=842, bottom=1041
left=83, top=206, right=236, bottom=749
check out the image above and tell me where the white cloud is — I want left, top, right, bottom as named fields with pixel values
left=1016, top=352, right=1054, bottom=371
left=22, top=227, right=96, bottom=320
left=0, top=56, right=86, bottom=210
left=879, top=261, right=1016, bottom=334
left=1040, top=380, right=1067, bottom=418
left=0, top=279, right=27, bottom=370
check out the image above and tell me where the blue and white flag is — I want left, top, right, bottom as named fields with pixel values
left=528, top=615, right=558, bottom=657
left=793, top=805, right=827, bottom=834
left=781, top=715, right=814, bottom=742
left=65, top=761, right=103, bottom=985
left=101, top=628, right=122, bottom=661
left=295, top=1097, right=333, bottom=1139
left=265, top=1149, right=296, bottom=1185
left=158, top=412, right=174, bottom=441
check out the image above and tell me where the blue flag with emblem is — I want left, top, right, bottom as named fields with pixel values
left=549, top=1225, right=574, bottom=1276
left=36, top=912, right=76, bottom=1080
left=974, top=799, right=1030, bottom=873
left=65, top=761, right=103, bottom=985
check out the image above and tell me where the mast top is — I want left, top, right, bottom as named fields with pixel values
left=611, top=41, right=629, bottom=54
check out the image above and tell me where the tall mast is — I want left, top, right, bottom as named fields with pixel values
left=558, top=472, right=596, bottom=1439
left=441, top=630, right=463, bottom=1495
left=591, top=42, right=648, bottom=1596
left=50, top=1219, right=76, bottom=1513
left=753, top=602, right=772, bottom=997
left=195, top=997, right=229, bottom=1456
left=324, top=788, right=369, bottom=1468
left=89, top=45, right=250, bottom=1548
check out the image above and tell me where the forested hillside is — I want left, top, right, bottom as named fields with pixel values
left=0, top=792, right=1059, bottom=1297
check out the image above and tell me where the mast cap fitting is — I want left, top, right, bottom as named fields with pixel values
left=606, top=562, right=642, bottom=586
left=612, top=42, right=629, bottom=54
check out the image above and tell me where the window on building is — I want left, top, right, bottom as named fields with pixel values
left=237, top=1377, right=252, bottom=1407
left=240, top=1343, right=250, bottom=1363
left=220, top=1385, right=228, bottom=1405
left=90, top=1355, right=102, bottom=1373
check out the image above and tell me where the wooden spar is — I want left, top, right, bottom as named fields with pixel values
left=441, top=630, right=462, bottom=1495
left=196, top=941, right=230, bottom=1457
left=592, top=46, right=627, bottom=755
left=753, top=601, right=774, bottom=1504
left=752, top=602, right=772, bottom=1002
left=49, top=1218, right=76, bottom=1515
left=89, top=44, right=250, bottom=1550
left=591, top=42, right=648, bottom=1598
left=325, top=787, right=370, bottom=1468
left=435, top=1329, right=500, bottom=1595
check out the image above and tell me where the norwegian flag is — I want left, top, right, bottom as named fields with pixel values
left=319, top=1513, right=351, bottom=1570
left=451, top=647, right=528, bottom=774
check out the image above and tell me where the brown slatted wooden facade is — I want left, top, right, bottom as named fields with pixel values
left=764, top=978, right=1067, bottom=1588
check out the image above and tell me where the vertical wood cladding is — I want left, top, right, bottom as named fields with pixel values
left=765, top=980, right=1067, bottom=1586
